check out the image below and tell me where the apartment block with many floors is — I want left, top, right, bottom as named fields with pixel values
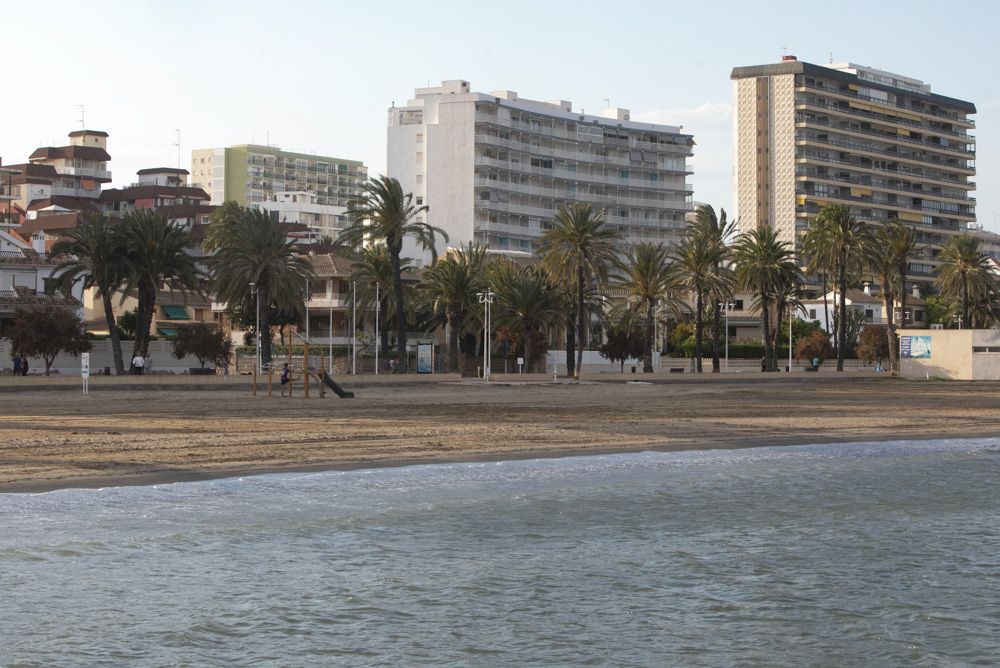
left=388, top=80, right=694, bottom=265
left=190, top=144, right=367, bottom=210
left=731, top=57, right=976, bottom=287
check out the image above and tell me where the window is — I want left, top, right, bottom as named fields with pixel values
left=735, top=299, right=744, bottom=310
left=416, top=197, right=423, bottom=205
left=915, top=310, right=925, bottom=322
left=864, top=308, right=874, bottom=321
left=620, top=169, right=629, bottom=179
left=416, top=152, right=423, bottom=162
left=416, top=133, right=424, bottom=143
left=809, top=309, right=817, bottom=319
left=416, top=175, right=423, bottom=184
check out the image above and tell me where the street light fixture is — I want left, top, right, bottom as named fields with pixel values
left=719, top=301, right=734, bottom=371
left=953, top=314, right=963, bottom=330
left=477, top=288, right=495, bottom=381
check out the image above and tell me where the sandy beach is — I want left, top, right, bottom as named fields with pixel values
left=2, top=374, right=999, bottom=492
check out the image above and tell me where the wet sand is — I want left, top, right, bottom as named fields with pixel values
left=2, top=375, right=999, bottom=492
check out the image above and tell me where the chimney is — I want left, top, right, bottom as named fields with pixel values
left=863, top=281, right=871, bottom=295
left=782, top=54, right=798, bottom=62
left=912, top=284, right=921, bottom=299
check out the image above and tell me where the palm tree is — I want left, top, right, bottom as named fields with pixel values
left=671, top=229, right=728, bottom=372
left=339, top=176, right=447, bottom=370
left=419, top=243, right=487, bottom=373
left=810, top=205, right=873, bottom=371
left=491, top=263, right=562, bottom=372
left=867, top=220, right=920, bottom=374
left=690, top=205, right=737, bottom=372
left=349, top=244, right=411, bottom=365
left=120, top=209, right=201, bottom=357
left=801, top=216, right=838, bottom=355
left=614, top=242, right=674, bottom=373
left=50, top=211, right=129, bottom=374
left=207, top=204, right=314, bottom=367
left=538, top=203, right=619, bottom=379
left=732, top=227, right=801, bottom=372
left=936, top=234, right=996, bottom=327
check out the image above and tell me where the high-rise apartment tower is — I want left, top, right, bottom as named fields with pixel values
left=388, top=80, right=693, bottom=264
left=731, top=57, right=975, bottom=284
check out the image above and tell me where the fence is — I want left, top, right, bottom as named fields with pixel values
left=0, top=339, right=208, bottom=376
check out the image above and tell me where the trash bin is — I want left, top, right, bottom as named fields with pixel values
left=104, top=367, right=111, bottom=376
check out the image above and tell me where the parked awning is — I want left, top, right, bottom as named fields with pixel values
left=157, top=327, right=178, bottom=338
left=163, top=305, right=189, bottom=320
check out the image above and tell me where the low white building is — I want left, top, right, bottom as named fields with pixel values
left=798, top=284, right=929, bottom=330
left=0, top=229, right=84, bottom=331
left=258, top=191, right=347, bottom=242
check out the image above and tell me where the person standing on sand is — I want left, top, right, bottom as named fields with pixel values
left=21, top=356, right=28, bottom=376
left=12, top=354, right=21, bottom=377
left=131, top=353, right=145, bottom=375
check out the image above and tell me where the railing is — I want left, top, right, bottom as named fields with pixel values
left=795, top=170, right=974, bottom=202
left=801, top=189, right=973, bottom=217
left=796, top=117, right=976, bottom=156
left=795, top=97, right=975, bottom=141
left=796, top=82, right=975, bottom=126
left=796, top=135, right=975, bottom=173
left=797, top=151, right=974, bottom=189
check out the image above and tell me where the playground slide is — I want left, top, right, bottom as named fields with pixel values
left=321, top=371, right=355, bottom=398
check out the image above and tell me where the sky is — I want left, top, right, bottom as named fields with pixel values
left=4, top=0, right=999, bottom=230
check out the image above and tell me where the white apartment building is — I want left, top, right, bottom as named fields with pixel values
left=732, top=57, right=976, bottom=286
left=388, top=80, right=694, bottom=264
left=259, top=191, right=348, bottom=242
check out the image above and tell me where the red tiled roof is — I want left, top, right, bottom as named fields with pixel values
left=3, top=163, right=59, bottom=179
left=29, top=145, right=111, bottom=162
left=19, top=212, right=83, bottom=235
left=27, top=196, right=99, bottom=212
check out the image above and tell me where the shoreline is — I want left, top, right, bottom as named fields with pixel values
left=4, top=429, right=998, bottom=495
left=2, top=377, right=999, bottom=495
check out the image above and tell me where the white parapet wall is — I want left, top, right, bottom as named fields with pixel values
left=899, top=329, right=1000, bottom=380
left=0, top=338, right=210, bottom=376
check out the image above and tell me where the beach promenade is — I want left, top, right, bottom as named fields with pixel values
left=2, top=373, right=999, bottom=492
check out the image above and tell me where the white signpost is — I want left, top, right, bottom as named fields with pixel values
left=517, top=357, right=524, bottom=374
left=80, top=352, right=90, bottom=395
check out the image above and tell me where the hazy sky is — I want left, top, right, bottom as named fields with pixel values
left=4, top=0, right=998, bottom=230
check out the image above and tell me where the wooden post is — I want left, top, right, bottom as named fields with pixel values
left=252, top=366, right=257, bottom=396
left=304, top=343, right=310, bottom=399
left=268, top=366, right=273, bottom=397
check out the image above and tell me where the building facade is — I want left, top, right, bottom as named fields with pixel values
left=190, top=144, right=367, bottom=209
left=731, top=57, right=976, bottom=285
left=388, top=80, right=693, bottom=264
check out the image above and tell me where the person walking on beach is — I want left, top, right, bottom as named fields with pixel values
left=12, top=354, right=21, bottom=377
left=131, top=353, right=145, bottom=375
left=280, top=363, right=291, bottom=396
left=21, top=356, right=28, bottom=376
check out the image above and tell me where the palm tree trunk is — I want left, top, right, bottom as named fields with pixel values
left=896, top=276, right=907, bottom=374
left=884, top=293, right=897, bottom=376
left=643, top=299, right=654, bottom=373
left=133, top=280, right=156, bottom=358
left=565, top=313, right=576, bottom=378
left=837, top=267, right=847, bottom=372
left=523, top=321, right=534, bottom=373
left=772, top=303, right=783, bottom=371
left=447, top=311, right=460, bottom=374
left=823, top=272, right=837, bottom=359
left=761, top=297, right=773, bottom=371
left=379, top=295, right=390, bottom=365
left=389, top=248, right=407, bottom=371
left=711, top=301, right=722, bottom=373
left=962, top=274, right=969, bottom=327
left=102, top=292, right=125, bottom=374
left=259, top=284, right=273, bottom=366
left=575, top=265, right=585, bottom=380
left=694, top=289, right=704, bottom=372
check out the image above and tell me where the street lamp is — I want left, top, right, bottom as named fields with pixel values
left=249, top=282, right=259, bottom=373
left=953, top=314, right=963, bottom=330
left=327, top=279, right=334, bottom=366
left=477, top=288, right=495, bottom=380
left=374, top=282, right=380, bottom=375
left=351, top=280, right=357, bottom=375
left=719, top=301, right=734, bottom=371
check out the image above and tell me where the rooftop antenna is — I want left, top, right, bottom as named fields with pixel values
left=77, top=104, right=86, bottom=130
left=781, top=46, right=787, bottom=57
left=829, top=51, right=834, bottom=63
left=602, top=97, right=611, bottom=109
left=174, top=129, right=181, bottom=169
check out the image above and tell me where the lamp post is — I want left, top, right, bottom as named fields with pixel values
left=719, top=301, right=734, bottom=371
left=953, top=314, right=963, bottom=330
left=249, top=282, right=259, bottom=373
left=351, top=280, right=357, bottom=375
left=477, top=288, right=495, bottom=381
left=374, top=282, right=380, bottom=375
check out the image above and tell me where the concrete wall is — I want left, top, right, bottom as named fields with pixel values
left=1, top=338, right=209, bottom=376
left=898, top=329, right=1000, bottom=380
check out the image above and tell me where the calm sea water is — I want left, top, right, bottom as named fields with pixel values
left=3, top=438, right=1000, bottom=667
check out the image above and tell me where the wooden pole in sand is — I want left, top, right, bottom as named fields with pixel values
left=268, top=366, right=273, bottom=397
left=252, top=365, right=257, bottom=396
left=304, top=342, right=310, bottom=398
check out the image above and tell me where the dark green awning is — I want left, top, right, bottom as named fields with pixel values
left=163, top=305, right=189, bottom=320
left=157, top=327, right=178, bottom=338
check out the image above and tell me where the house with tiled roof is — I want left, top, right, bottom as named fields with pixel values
left=0, top=229, right=83, bottom=331
left=798, top=283, right=929, bottom=331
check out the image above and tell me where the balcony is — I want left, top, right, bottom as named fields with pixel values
left=796, top=83, right=975, bottom=127
left=306, top=295, right=351, bottom=309
left=795, top=171, right=975, bottom=203
left=795, top=98, right=975, bottom=142
left=62, top=166, right=112, bottom=180
left=796, top=135, right=975, bottom=175
left=796, top=117, right=975, bottom=157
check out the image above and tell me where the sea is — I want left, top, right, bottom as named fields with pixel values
left=3, top=438, right=1000, bottom=667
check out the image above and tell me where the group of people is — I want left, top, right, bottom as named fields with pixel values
left=131, top=353, right=152, bottom=375
left=10, top=354, right=29, bottom=377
